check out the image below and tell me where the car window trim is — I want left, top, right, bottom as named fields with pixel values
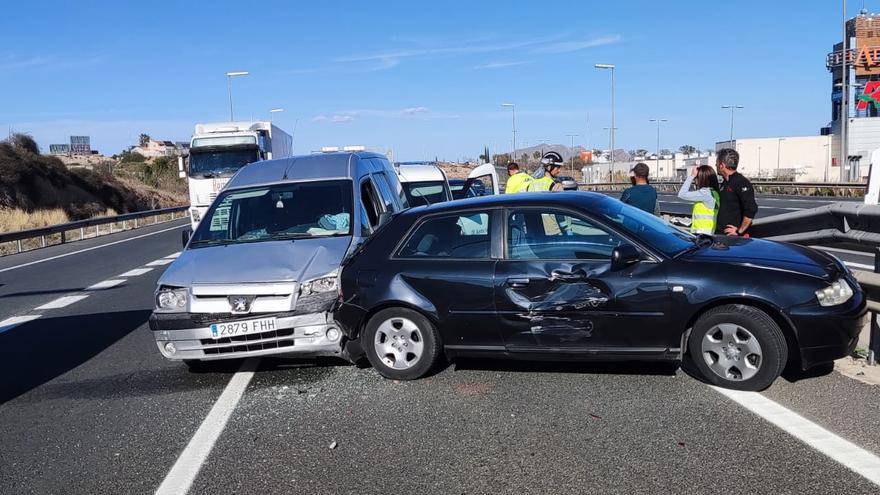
left=390, top=207, right=501, bottom=261
left=359, top=176, right=384, bottom=229
left=501, top=205, right=662, bottom=263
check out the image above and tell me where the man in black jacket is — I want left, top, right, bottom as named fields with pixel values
left=715, top=148, right=758, bottom=236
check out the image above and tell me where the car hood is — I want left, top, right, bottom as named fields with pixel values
left=159, top=236, right=352, bottom=286
left=680, top=236, right=841, bottom=280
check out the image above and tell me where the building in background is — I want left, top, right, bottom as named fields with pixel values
left=48, top=144, right=70, bottom=156
left=70, top=135, right=91, bottom=155
left=128, top=134, right=188, bottom=158
left=716, top=136, right=832, bottom=182
left=827, top=8, right=880, bottom=181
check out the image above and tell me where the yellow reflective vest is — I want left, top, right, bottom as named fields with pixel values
left=527, top=175, right=556, bottom=192
left=505, top=172, right=533, bottom=193
left=691, top=190, right=721, bottom=234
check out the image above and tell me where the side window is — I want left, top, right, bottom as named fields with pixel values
left=398, top=212, right=491, bottom=259
left=372, top=173, right=398, bottom=212
left=507, top=209, right=623, bottom=260
left=360, top=179, right=383, bottom=230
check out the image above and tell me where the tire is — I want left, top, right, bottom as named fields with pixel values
left=687, top=304, right=787, bottom=391
left=362, top=308, right=441, bottom=380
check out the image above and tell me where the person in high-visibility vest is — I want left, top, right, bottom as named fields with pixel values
left=677, top=165, right=721, bottom=234
left=527, top=151, right=564, bottom=192
left=504, top=162, right=533, bottom=193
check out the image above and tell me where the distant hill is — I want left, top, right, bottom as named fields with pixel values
left=0, top=134, right=183, bottom=220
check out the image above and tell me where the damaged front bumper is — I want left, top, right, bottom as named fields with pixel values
left=149, top=310, right=344, bottom=361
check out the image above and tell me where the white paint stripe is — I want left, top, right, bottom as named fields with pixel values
left=85, top=279, right=126, bottom=291
left=814, top=245, right=874, bottom=257
left=0, top=315, right=42, bottom=335
left=155, top=358, right=259, bottom=495
left=35, top=295, right=89, bottom=310
left=147, top=258, right=175, bottom=266
left=119, top=268, right=153, bottom=277
left=845, top=262, right=874, bottom=270
left=712, top=386, right=880, bottom=487
left=164, top=251, right=182, bottom=259
left=0, top=223, right=188, bottom=274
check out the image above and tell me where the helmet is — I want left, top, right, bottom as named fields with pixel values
left=541, top=151, right=564, bottom=171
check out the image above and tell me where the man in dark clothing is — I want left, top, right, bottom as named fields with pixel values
left=715, top=148, right=758, bottom=236
left=620, top=162, right=658, bottom=214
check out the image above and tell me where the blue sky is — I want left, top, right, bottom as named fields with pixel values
left=0, top=0, right=852, bottom=160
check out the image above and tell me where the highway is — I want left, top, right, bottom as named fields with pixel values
left=3, top=202, right=880, bottom=494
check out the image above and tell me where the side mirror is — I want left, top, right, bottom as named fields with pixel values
left=181, top=229, right=191, bottom=248
left=378, top=212, right=392, bottom=227
left=611, top=244, right=640, bottom=271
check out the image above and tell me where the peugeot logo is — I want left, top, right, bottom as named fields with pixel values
left=228, top=295, right=255, bottom=314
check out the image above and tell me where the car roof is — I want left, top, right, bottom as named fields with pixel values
left=396, top=165, right=445, bottom=183
left=226, top=151, right=388, bottom=189
left=400, top=191, right=607, bottom=217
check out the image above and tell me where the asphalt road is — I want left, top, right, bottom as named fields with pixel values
left=2, top=207, right=880, bottom=494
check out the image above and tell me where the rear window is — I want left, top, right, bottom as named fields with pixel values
left=402, top=181, right=449, bottom=206
left=397, top=212, right=491, bottom=259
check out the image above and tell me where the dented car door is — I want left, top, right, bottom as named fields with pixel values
left=494, top=207, right=671, bottom=353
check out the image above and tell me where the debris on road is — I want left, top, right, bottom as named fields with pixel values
left=329, top=441, right=337, bottom=450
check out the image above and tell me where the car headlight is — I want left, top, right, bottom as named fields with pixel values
left=300, top=275, right=338, bottom=296
left=155, top=286, right=188, bottom=312
left=815, top=279, right=854, bottom=307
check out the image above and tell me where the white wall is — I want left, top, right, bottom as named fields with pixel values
left=718, top=135, right=833, bottom=182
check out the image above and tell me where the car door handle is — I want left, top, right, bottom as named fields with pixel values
left=506, top=278, right=530, bottom=288
left=550, top=269, right=586, bottom=282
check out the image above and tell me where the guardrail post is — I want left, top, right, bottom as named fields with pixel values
left=40, top=235, right=46, bottom=248
left=134, top=218, right=138, bottom=228
left=80, top=226, right=85, bottom=240
left=871, top=248, right=880, bottom=366
left=16, top=239, right=22, bottom=253
left=61, top=231, right=66, bottom=244
left=109, top=223, right=114, bottom=234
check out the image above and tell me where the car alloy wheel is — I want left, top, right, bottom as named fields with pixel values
left=373, top=317, right=425, bottom=370
left=700, top=323, right=763, bottom=381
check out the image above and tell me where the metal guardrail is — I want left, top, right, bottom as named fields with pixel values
left=580, top=181, right=867, bottom=196
left=0, top=206, right=190, bottom=254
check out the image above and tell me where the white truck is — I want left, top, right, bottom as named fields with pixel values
left=181, top=121, right=293, bottom=229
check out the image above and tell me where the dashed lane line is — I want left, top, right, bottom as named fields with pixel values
left=34, top=295, right=90, bottom=310
left=0, top=315, right=42, bottom=335
left=85, top=279, right=127, bottom=291
left=0, top=223, right=188, bottom=274
left=164, top=252, right=181, bottom=259
left=155, top=358, right=260, bottom=495
left=147, top=258, right=175, bottom=266
left=713, top=386, right=880, bottom=488
left=119, top=268, right=154, bottom=277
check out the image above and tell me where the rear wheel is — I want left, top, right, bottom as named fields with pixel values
left=362, top=308, right=440, bottom=380
left=688, top=304, right=787, bottom=391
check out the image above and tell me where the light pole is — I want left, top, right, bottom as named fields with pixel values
left=566, top=133, right=579, bottom=176
left=649, top=118, right=667, bottom=178
left=757, top=145, right=762, bottom=178
left=824, top=142, right=831, bottom=182
left=501, top=103, right=516, bottom=163
left=226, top=71, right=249, bottom=121
left=721, top=104, right=744, bottom=143
left=269, top=108, right=284, bottom=120
left=776, top=137, right=786, bottom=179
left=602, top=126, right=617, bottom=181
left=841, top=0, right=848, bottom=181
left=595, top=64, right=615, bottom=180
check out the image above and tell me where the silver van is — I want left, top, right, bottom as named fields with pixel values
left=149, top=151, right=408, bottom=366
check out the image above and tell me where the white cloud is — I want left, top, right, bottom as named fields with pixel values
left=0, top=54, right=107, bottom=72
left=331, top=115, right=355, bottom=123
left=401, top=107, right=429, bottom=116
left=530, top=35, right=623, bottom=54
left=311, top=115, right=330, bottom=122
left=474, top=61, right=531, bottom=70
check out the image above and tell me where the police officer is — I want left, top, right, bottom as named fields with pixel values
left=504, top=162, right=533, bottom=193
left=527, top=151, right=564, bottom=192
left=715, top=148, right=758, bottom=236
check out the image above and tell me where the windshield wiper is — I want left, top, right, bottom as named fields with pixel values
left=190, top=238, right=233, bottom=247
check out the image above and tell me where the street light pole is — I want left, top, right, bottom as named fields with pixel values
left=841, top=0, right=848, bottom=181
left=502, top=103, right=516, bottom=163
left=595, top=64, right=615, bottom=180
left=269, top=108, right=284, bottom=120
left=225, top=71, right=249, bottom=121
left=776, top=138, right=786, bottom=178
left=566, top=134, right=579, bottom=176
left=721, top=105, right=744, bottom=143
left=649, top=118, right=667, bottom=178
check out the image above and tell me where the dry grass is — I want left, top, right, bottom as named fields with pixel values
left=0, top=208, right=69, bottom=233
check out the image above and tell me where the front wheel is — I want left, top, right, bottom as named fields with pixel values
left=688, top=304, right=787, bottom=391
left=362, top=308, right=441, bottom=380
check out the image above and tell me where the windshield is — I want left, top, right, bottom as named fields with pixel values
left=189, top=148, right=259, bottom=177
left=403, top=180, right=449, bottom=206
left=591, top=196, right=695, bottom=256
left=190, top=180, right=353, bottom=247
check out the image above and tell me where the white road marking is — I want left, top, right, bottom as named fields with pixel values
left=119, top=268, right=153, bottom=277
left=0, top=223, right=188, bottom=274
left=845, top=262, right=874, bottom=270
left=155, top=358, right=259, bottom=495
left=147, top=258, right=175, bottom=266
left=164, top=252, right=182, bottom=259
left=85, top=279, right=126, bottom=291
left=814, top=245, right=874, bottom=257
left=0, top=315, right=42, bottom=335
left=35, top=295, right=89, bottom=310
left=713, top=386, right=880, bottom=487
